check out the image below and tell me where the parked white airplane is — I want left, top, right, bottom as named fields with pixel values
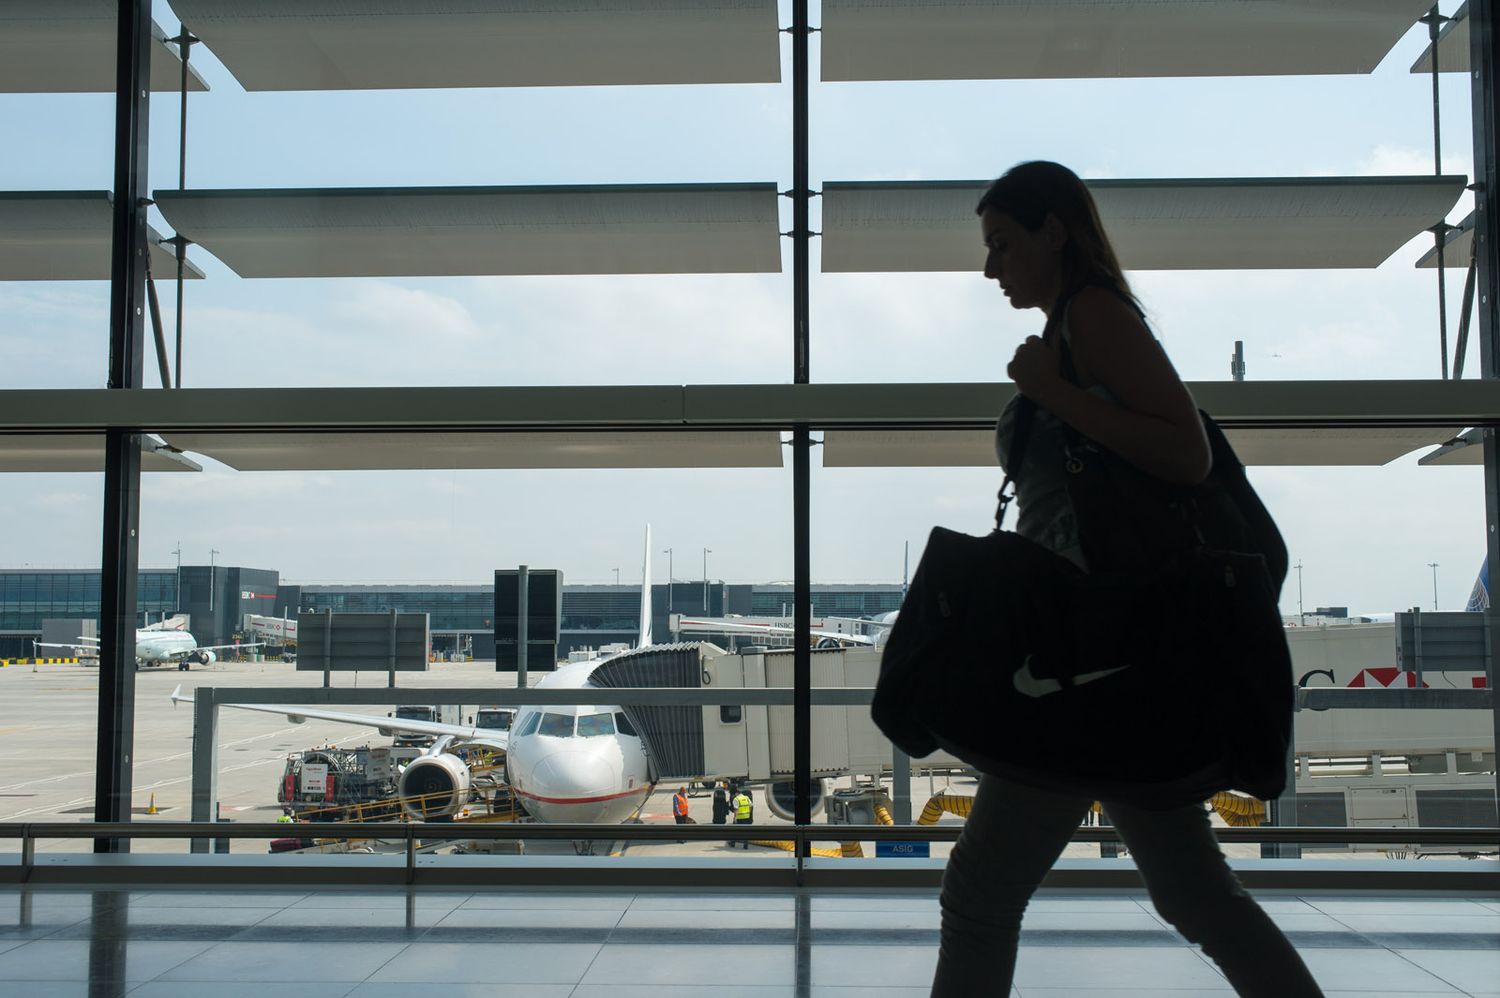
left=40, top=628, right=259, bottom=670
left=176, top=529, right=662, bottom=825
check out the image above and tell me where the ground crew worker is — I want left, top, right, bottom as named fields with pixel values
left=731, top=788, right=753, bottom=849
left=673, top=787, right=691, bottom=842
left=276, top=810, right=294, bottom=824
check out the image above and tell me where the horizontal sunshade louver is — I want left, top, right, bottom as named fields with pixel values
left=154, top=185, right=783, bottom=278
left=0, top=435, right=201, bottom=473
left=162, top=431, right=785, bottom=471
left=821, top=0, right=1434, bottom=82
left=170, top=0, right=780, bottom=90
left=0, top=3, right=208, bottom=93
left=0, top=192, right=205, bottom=282
left=821, top=177, right=1467, bottom=272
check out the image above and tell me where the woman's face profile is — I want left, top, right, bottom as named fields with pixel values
left=980, top=207, right=1060, bottom=313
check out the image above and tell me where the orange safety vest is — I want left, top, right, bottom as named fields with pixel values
left=673, top=792, right=689, bottom=817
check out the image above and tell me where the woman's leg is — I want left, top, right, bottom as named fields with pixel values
left=932, top=775, right=1091, bottom=997
left=1106, top=799, right=1324, bottom=998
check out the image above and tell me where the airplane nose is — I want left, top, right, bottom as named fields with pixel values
left=531, top=751, right=614, bottom=800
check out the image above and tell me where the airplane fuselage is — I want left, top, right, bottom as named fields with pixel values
left=504, top=659, right=653, bottom=824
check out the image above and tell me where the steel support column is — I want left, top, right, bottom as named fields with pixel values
left=790, top=0, right=813, bottom=836
left=95, top=0, right=151, bottom=853
left=1470, top=0, right=1500, bottom=829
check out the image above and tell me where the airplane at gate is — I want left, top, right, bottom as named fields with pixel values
left=41, top=627, right=259, bottom=670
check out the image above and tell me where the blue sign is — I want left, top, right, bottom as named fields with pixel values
left=876, top=841, right=930, bottom=859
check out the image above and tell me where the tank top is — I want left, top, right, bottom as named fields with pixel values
left=994, top=304, right=1117, bottom=571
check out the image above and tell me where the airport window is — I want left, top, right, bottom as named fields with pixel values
left=538, top=713, right=576, bottom=738
left=576, top=713, right=615, bottom=737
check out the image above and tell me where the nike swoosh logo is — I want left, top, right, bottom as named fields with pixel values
left=1012, top=656, right=1131, bottom=699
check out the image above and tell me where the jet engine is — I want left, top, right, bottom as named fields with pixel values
left=764, top=777, right=828, bottom=821
left=398, top=753, right=471, bottom=821
left=189, top=650, right=216, bottom=665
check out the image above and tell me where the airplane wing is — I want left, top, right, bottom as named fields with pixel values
left=34, top=641, right=93, bottom=652
left=168, top=686, right=507, bottom=750
left=161, top=641, right=265, bottom=660
left=672, top=616, right=876, bottom=645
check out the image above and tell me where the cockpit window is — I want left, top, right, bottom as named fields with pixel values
left=538, top=712, right=575, bottom=738
left=614, top=712, right=638, bottom=737
left=516, top=711, right=542, bottom=737
left=576, top=713, right=615, bottom=737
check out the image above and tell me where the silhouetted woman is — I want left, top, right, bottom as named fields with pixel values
left=931, top=161, right=1324, bottom=998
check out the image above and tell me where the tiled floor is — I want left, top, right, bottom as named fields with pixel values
left=0, top=887, right=1495, bottom=997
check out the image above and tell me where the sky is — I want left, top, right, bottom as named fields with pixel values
left=0, top=1, right=1490, bottom=617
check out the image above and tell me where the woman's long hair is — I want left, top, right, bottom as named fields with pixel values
left=976, top=161, right=1141, bottom=315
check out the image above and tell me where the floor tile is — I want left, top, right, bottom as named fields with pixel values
left=582, top=943, right=796, bottom=986
left=349, top=986, right=575, bottom=998
left=1026, top=898, right=1154, bottom=915
left=628, top=893, right=795, bottom=911
left=128, top=892, right=308, bottom=909
left=1014, top=990, right=1229, bottom=997
left=0, top=985, right=125, bottom=998
left=0, top=940, right=213, bottom=982
left=433, top=905, right=623, bottom=930
left=810, top=895, right=939, bottom=913
left=810, top=944, right=938, bottom=987
left=1296, top=948, right=1464, bottom=993
left=1309, top=900, right=1495, bottom=918
left=367, top=942, right=600, bottom=984
left=158, top=941, right=408, bottom=982
left=808, top=909, right=935, bottom=931
left=572, top=988, right=797, bottom=998
left=1012, top=946, right=1230, bottom=989
left=616, top=907, right=794, bottom=930
left=1396, top=948, right=1500, bottom=995
left=288, top=892, right=464, bottom=912
left=459, top=892, right=632, bottom=911
left=126, top=985, right=358, bottom=998
left=253, top=906, right=448, bottom=930
left=1331, top=912, right=1500, bottom=936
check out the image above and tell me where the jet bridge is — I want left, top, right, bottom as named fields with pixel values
left=587, top=642, right=964, bottom=783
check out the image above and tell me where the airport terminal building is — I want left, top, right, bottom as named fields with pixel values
left=0, top=566, right=904, bottom=659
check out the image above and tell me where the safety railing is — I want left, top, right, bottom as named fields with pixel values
left=3, top=822, right=1496, bottom=891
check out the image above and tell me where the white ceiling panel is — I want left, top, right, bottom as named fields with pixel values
left=1411, top=0, right=1468, bottom=73
left=822, top=0, right=1433, bottom=81
left=154, top=185, right=782, bottom=278
left=0, top=3, right=208, bottom=93
left=0, top=434, right=201, bottom=473
left=0, top=192, right=205, bottom=282
left=821, top=426, right=1459, bottom=468
left=822, top=177, right=1466, bottom=273
left=165, top=431, right=785, bottom=471
left=170, top=0, right=779, bottom=90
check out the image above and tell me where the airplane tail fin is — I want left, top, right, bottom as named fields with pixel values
left=638, top=525, right=653, bottom=648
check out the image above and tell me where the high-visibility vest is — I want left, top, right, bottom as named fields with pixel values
left=733, top=793, right=752, bottom=820
left=276, top=813, right=293, bottom=823
left=673, top=792, right=689, bottom=817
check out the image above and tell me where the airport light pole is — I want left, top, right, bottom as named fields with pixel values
left=613, top=567, right=620, bottom=586
left=1295, top=561, right=1305, bottom=625
left=173, top=542, right=181, bottom=613
left=702, top=548, right=712, bottom=613
left=662, top=548, right=673, bottom=621
left=1429, top=562, right=1441, bottom=610
left=209, top=548, right=218, bottom=615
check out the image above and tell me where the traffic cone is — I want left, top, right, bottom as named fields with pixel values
left=147, top=793, right=158, bottom=815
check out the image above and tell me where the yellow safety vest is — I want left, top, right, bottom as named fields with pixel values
left=733, top=793, right=752, bottom=820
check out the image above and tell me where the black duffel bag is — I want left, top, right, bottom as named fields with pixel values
left=872, top=341, right=1292, bottom=807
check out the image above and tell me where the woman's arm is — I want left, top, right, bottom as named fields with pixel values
left=1007, top=287, right=1212, bottom=485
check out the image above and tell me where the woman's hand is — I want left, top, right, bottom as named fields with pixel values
left=1007, top=335, right=1063, bottom=401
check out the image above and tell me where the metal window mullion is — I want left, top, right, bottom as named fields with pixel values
left=791, top=0, right=813, bottom=841
left=95, top=0, right=151, bottom=854
left=1468, top=0, right=1500, bottom=832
